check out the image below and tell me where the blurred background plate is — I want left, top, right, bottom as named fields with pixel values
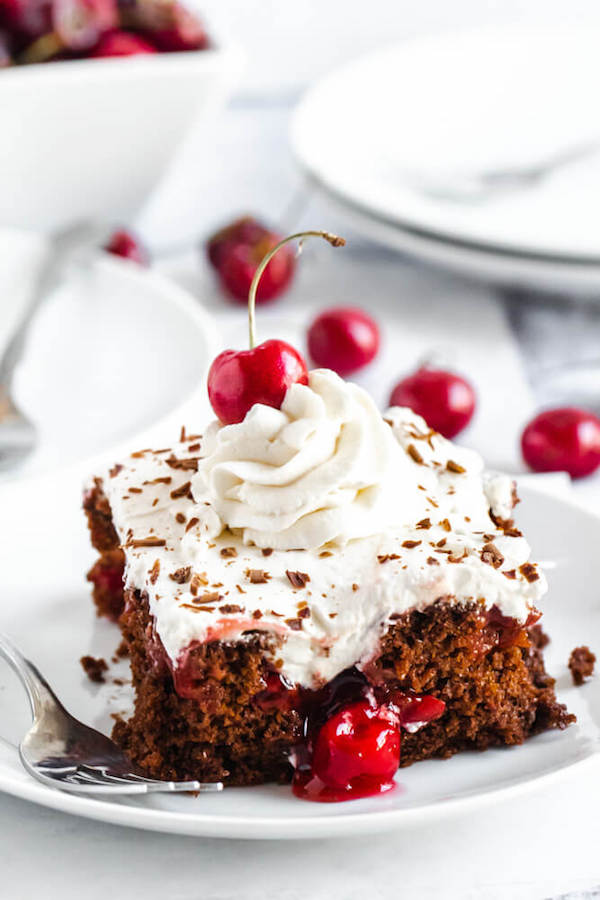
left=0, top=228, right=218, bottom=483
left=292, top=26, right=600, bottom=287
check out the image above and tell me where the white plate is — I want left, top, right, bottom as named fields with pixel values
left=0, top=478, right=598, bottom=840
left=292, top=26, right=600, bottom=264
left=312, top=184, right=600, bottom=294
left=0, top=229, right=218, bottom=483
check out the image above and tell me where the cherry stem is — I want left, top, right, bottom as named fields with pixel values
left=248, top=230, right=346, bottom=349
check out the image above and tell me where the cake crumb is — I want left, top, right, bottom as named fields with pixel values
left=568, top=646, right=596, bottom=686
left=80, top=655, right=108, bottom=683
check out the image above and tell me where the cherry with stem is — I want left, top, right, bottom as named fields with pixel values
left=208, top=230, right=346, bottom=425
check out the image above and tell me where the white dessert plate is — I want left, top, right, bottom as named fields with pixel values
left=0, top=228, right=218, bottom=484
left=292, top=26, right=600, bottom=286
left=0, top=475, right=598, bottom=840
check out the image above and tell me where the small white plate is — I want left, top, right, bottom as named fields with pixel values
left=0, top=229, right=218, bottom=484
left=312, top=185, right=600, bottom=294
left=292, top=26, right=600, bottom=278
left=0, top=478, right=597, bottom=840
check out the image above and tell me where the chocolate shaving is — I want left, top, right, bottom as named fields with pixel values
left=427, top=556, right=440, bottom=566
left=285, top=617, right=303, bottom=631
left=438, top=518, right=451, bottom=532
left=319, top=550, right=333, bottom=558
left=109, top=464, right=123, bottom=478
left=481, top=542, right=504, bottom=569
left=175, top=512, right=187, bottom=524
left=377, top=554, right=400, bottom=564
left=190, top=572, right=209, bottom=595
left=170, top=481, right=193, bottom=500
left=220, top=547, right=237, bottom=558
left=129, top=537, right=166, bottom=548
left=187, top=442, right=201, bottom=452
left=402, top=540, right=421, bottom=549
left=219, top=603, right=243, bottom=614
left=407, top=444, right=424, bottom=464
left=252, top=609, right=263, bottom=619
left=416, top=517, right=431, bottom=530
left=169, top=566, right=192, bottom=584
left=261, top=548, right=273, bottom=557
left=166, top=454, right=199, bottom=472
left=197, top=591, right=221, bottom=605
left=446, top=459, right=466, bottom=474
left=185, top=517, right=199, bottom=533
left=286, top=570, right=310, bottom=588
left=298, top=606, right=311, bottom=619
left=149, top=559, right=160, bottom=584
left=246, top=569, right=271, bottom=584
left=503, top=569, right=517, bottom=579
left=519, top=563, right=539, bottom=583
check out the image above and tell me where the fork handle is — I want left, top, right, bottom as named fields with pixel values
left=0, top=632, right=63, bottom=721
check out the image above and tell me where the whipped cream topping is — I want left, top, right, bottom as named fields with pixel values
left=96, top=374, right=546, bottom=688
left=194, top=370, right=422, bottom=550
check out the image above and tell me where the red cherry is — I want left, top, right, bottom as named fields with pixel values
left=521, top=407, right=600, bottom=479
left=207, top=216, right=270, bottom=270
left=390, top=366, right=475, bottom=439
left=0, top=0, right=51, bottom=40
left=307, top=306, right=379, bottom=376
left=149, top=3, right=208, bottom=52
left=53, top=0, right=117, bottom=51
left=0, top=29, right=11, bottom=64
left=90, top=29, right=157, bottom=56
left=215, top=233, right=295, bottom=305
left=105, top=229, right=150, bottom=265
left=207, top=339, right=308, bottom=425
left=311, top=701, right=400, bottom=792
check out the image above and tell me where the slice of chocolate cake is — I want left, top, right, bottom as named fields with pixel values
left=84, top=369, right=573, bottom=801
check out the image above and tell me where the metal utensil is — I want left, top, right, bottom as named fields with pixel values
left=0, top=632, right=222, bottom=795
left=0, top=222, right=114, bottom=472
left=408, top=139, right=600, bottom=203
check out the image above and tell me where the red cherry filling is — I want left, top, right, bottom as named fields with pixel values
left=105, top=228, right=150, bottom=265
left=521, top=407, right=600, bottom=479
left=390, top=366, right=476, bottom=439
left=207, top=339, right=308, bottom=425
left=307, top=306, right=380, bottom=376
left=288, top=666, right=446, bottom=803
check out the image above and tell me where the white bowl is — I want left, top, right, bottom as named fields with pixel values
left=0, top=228, right=219, bottom=483
left=0, top=42, right=241, bottom=232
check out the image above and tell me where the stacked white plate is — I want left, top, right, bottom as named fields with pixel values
left=291, top=25, right=600, bottom=294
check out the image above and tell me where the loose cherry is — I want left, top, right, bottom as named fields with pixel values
left=521, top=407, right=600, bottom=479
left=307, top=306, right=379, bottom=376
left=390, top=366, right=476, bottom=439
left=90, top=29, right=157, bottom=56
left=105, top=229, right=150, bottom=265
left=207, top=216, right=295, bottom=305
left=207, top=216, right=270, bottom=270
left=207, top=230, right=345, bottom=425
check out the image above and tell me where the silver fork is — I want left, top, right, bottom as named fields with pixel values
left=0, top=633, right=223, bottom=795
left=0, top=222, right=114, bottom=473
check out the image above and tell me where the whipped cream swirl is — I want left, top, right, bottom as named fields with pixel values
left=194, top=369, right=422, bottom=550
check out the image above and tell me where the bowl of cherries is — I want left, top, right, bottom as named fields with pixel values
left=0, top=0, right=241, bottom=232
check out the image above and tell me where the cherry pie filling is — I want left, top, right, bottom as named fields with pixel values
left=141, top=602, right=540, bottom=803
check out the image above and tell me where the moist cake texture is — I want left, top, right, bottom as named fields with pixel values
left=84, top=369, right=573, bottom=793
